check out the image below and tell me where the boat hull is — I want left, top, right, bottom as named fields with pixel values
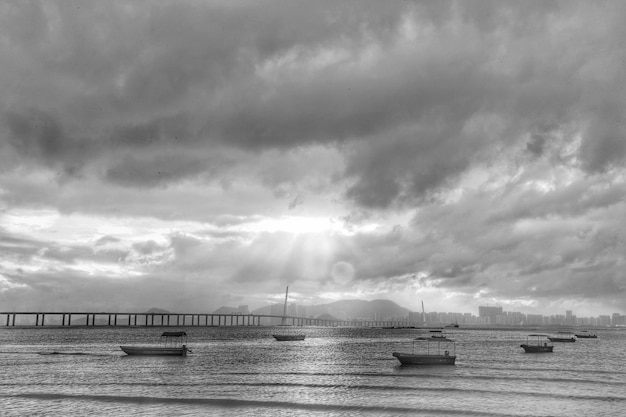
left=120, top=346, right=187, bottom=356
left=575, top=334, right=597, bottom=339
left=392, top=352, right=456, bottom=365
left=272, top=335, right=306, bottom=341
left=547, top=337, right=575, bottom=342
left=520, top=344, right=553, bottom=353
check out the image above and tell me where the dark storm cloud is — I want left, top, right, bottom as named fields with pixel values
left=1, top=0, right=626, bottom=314
left=3, top=1, right=625, bottom=201
left=526, top=134, right=547, bottom=157
left=581, top=102, right=626, bottom=173
left=105, top=153, right=208, bottom=187
left=4, top=109, right=89, bottom=176
left=488, top=176, right=626, bottom=224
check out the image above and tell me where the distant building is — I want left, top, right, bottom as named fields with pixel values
left=479, top=306, right=503, bottom=325
left=408, top=311, right=424, bottom=323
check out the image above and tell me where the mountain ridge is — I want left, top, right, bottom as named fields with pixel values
left=247, top=298, right=412, bottom=321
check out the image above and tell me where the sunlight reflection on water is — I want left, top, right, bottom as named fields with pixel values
left=1, top=326, right=625, bottom=416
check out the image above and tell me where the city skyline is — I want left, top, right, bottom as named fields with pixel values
left=1, top=2, right=625, bottom=317
left=214, top=298, right=625, bottom=328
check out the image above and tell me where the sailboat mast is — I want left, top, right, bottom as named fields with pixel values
left=281, top=285, right=289, bottom=325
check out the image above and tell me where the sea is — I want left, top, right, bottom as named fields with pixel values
left=1, top=326, right=625, bottom=416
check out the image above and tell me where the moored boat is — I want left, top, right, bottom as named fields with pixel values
left=392, top=334, right=456, bottom=365
left=120, top=331, right=189, bottom=356
left=272, top=285, right=306, bottom=341
left=272, top=334, right=306, bottom=341
left=120, top=345, right=188, bottom=355
left=548, top=331, right=575, bottom=342
left=575, top=330, right=597, bottom=339
left=520, top=334, right=553, bottom=353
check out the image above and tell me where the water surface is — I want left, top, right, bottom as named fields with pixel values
left=1, top=326, right=624, bottom=416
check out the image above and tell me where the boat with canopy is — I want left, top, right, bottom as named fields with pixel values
left=120, top=331, right=189, bottom=356
left=392, top=334, right=456, bottom=365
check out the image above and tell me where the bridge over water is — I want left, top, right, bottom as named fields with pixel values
left=1, top=312, right=419, bottom=329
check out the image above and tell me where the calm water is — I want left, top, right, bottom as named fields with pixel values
left=1, top=326, right=625, bottom=416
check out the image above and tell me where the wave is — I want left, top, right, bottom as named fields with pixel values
left=6, top=392, right=535, bottom=416
left=215, top=370, right=626, bottom=387
left=463, top=362, right=626, bottom=376
left=4, top=381, right=625, bottom=403
left=182, top=381, right=626, bottom=402
left=0, top=350, right=116, bottom=357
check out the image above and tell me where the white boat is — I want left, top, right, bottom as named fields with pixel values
left=120, top=331, right=189, bottom=356
left=272, top=285, right=305, bottom=341
left=392, top=334, right=456, bottom=365
left=575, top=330, right=598, bottom=339
left=547, top=331, right=575, bottom=343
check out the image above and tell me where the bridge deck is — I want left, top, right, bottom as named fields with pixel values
left=1, top=312, right=420, bottom=328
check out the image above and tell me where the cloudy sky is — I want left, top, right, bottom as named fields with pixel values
left=1, top=1, right=625, bottom=317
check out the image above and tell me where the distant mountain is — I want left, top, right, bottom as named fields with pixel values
left=145, top=299, right=410, bottom=321
left=250, top=304, right=281, bottom=316
left=315, top=313, right=341, bottom=321
left=213, top=306, right=243, bottom=314
left=306, top=299, right=411, bottom=321
left=250, top=299, right=411, bottom=321
left=144, top=307, right=171, bottom=314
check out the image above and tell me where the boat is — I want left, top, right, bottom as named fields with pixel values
left=575, top=330, right=598, bottom=339
left=273, top=334, right=306, bottom=341
left=120, top=331, right=189, bottom=356
left=520, top=334, right=553, bottom=353
left=272, top=285, right=306, bottom=341
left=548, top=331, right=576, bottom=342
left=392, top=334, right=456, bottom=365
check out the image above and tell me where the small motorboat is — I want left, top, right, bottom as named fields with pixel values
left=575, top=330, right=598, bottom=339
left=120, top=331, right=189, bottom=356
left=272, top=333, right=306, bottom=341
left=520, top=334, right=554, bottom=353
left=392, top=334, right=456, bottom=365
left=547, top=332, right=575, bottom=342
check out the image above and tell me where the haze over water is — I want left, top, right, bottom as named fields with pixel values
left=1, top=326, right=625, bottom=416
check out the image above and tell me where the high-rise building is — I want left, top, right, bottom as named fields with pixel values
left=478, top=306, right=503, bottom=325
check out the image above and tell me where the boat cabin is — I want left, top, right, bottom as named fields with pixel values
left=160, top=331, right=187, bottom=347
left=520, top=334, right=554, bottom=353
left=392, top=334, right=457, bottom=365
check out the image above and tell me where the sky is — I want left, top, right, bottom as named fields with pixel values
left=1, top=1, right=625, bottom=317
